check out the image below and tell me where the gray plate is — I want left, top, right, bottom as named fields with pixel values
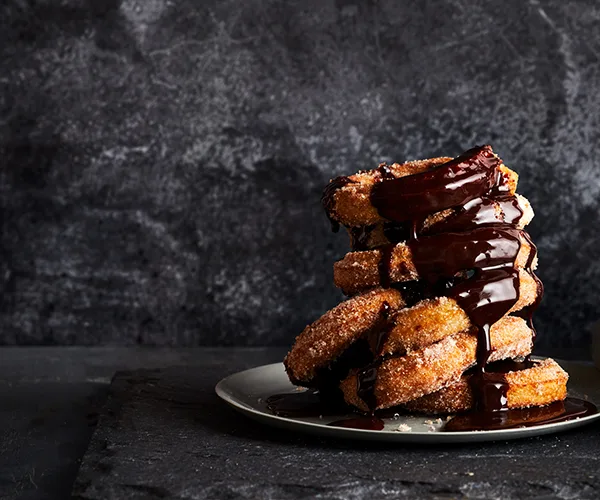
left=215, top=358, right=600, bottom=443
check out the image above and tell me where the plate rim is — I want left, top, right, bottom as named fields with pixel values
left=215, top=359, right=600, bottom=443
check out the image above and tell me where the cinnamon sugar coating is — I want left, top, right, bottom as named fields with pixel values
left=284, top=288, right=404, bottom=384
left=340, top=316, right=533, bottom=411
left=404, top=358, right=568, bottom=414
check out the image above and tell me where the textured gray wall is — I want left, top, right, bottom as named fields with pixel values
left=1, top=0, right=599, bottom=346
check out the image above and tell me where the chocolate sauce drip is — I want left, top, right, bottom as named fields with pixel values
left=409, top=218, right=422, bottom=240
left=461, top=357, right=537, bottom=407
left=499, top=195, right=526, bottom=224
left=471, top=367, right=510, bottom=412
left=371, top=145, right=500, bottom=222
left=322, top=176, right=353, bottom=232
left=519, top=231, right=544, bottom=339
left=356, top=301, right=394, bottom=410
left=444, top=397, right=597, bottom=432
left=407, top=227, right=522, bottom=280
left=449, top=267, right=521, bottom=407
left=407, top=226, right=523, bottom=392
left=428, top=195, right=524, bottom=235
left=312, top=338, right=374, bottom=391
left=349, top=221, right=410, bottom=252
left=449, top=268, right=521, bottom=350
left=356, top=363, right=379, bottom=411
left=392, top=280, right=428, bottom=308
left=369, top=147, right=528, bottom=413
left=378, top=245, right=395, bottom=288
left=490, top=168, right=511, bottom=195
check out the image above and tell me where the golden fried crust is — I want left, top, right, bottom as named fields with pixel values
left=404, top=358, right=568, bottom=414
left=327, top=157, right=519, bottom=227
left=345, top=193, right=534, bottom=250
left=375, top=270, right=539, bottom=357
left=331, top=158, right=451, bottom=228
left=376, top=297, right=469, bottom=357
left=283, top=288, right=405, bottom=385
left=340, top=316, right=533, bottom=411
left=285, top=271, right=538, bottom=387
left=334, top=237, right=538, bottom=296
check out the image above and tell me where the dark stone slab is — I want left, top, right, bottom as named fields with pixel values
left=0, top=347, right=284, bottom=500
left=0, top=381, right=107, bottom=500
left=1, top=1, right=600, bottom=347
left=72, top=362, right=600, bottom=499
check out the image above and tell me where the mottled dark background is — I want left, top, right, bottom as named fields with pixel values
left=0, top=0, right=599, bottom=347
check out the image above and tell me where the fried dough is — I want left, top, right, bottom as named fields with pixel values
left=345, top=193, right=534, bottom=250
left=285, top=270, right=539, bottom=387
left=284, top=288, right=405, bottom=385
left=404, top=358, right=568, bottom=414
left=340, top=316, right=533, bottom=411
left=374, top=275, right=538, bottom=357
left=324, top=156, right=518, bottom=227
left=334, top=234, right=537, bottom=296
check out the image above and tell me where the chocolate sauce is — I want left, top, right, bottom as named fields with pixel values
left=328, top=415, right=384, bottom=430
left=451, top=266, right=522, bottom=408
left=356, top=363, right=379, bottom=411
left=409, top=218, right=422, bottom=240
left=444, top=397, right=597, bottom=432
left=349, top=222, right=411, bottom=252
left=383, top=221, right=410, bottom=244
left=464, top=357, right=536, bottom=408
left=322, top=176, right=353, bottom=232
left=356, top=301, right=394, bottom=410
left=351, top=193, right=524, bottom=251
left=499, top=195, right=526, bottom=224
left=266, top=392, right=596, bottom=433
left=450, top=268, right=521, bottom=349
left=376, top=163, right=396, bottom=180
left=312, top=338, right=374, bottom=391
left=392, top=280, right=428, bottom=308
left=371, top=145, right=500, bottom=222
left=428, top=195, right=524, bottom=235
left=349, top=225, right=375, bottom=251
left=489, top=168, right=512, bottom=195
left=367, top=302, right=393, bottom=354
left=378, top=244, right=395, bottom=288
left=484, top=357, right=536, bottom=373
left=267, top=380, right=597, bottom=433
left=266, top=390, right=348, bottom=418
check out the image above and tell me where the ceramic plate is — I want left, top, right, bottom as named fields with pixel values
left=215, top=358, right=600, bottom=443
